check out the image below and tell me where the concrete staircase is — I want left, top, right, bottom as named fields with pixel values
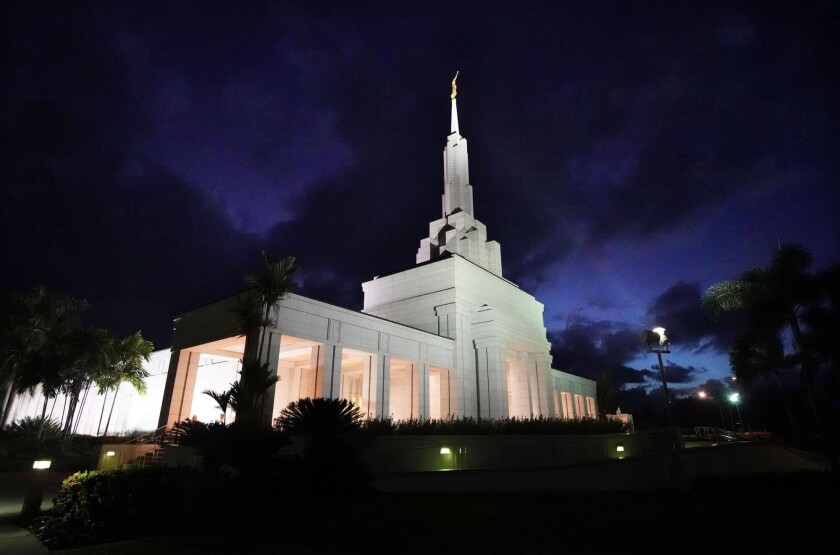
left=123, top=445, right=165, bottom=469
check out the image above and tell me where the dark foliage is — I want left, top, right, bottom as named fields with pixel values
left=360, top=415, right=629, bottom=435
left=163, top=418, right=291, bottom=473
left=274, top=397, right=364, bottom=435
left=28, top=467, right=215, bottom=549
left=4, top=415, right=62, bottom=439
left=274, top=398, right=370, bottom=494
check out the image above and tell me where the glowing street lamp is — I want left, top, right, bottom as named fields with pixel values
left=641, top=327, right=681, bottom=463
left=729, top=392, right=743, bottom=432
left=698, top=390, right=727, bottom=431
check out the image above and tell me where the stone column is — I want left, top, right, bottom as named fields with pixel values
left=158, top=350, right=200, bottom=428
left=529, top=354, right=553, bottom=418
left=414, top=361, right=430, bottom=421
left=314, top=343, right=342, bottom=399
left=362, top=354, right=375, bottom=418
left=473, top=338, right=507, bottom=419
left=372, top=355, right=391, bottom=419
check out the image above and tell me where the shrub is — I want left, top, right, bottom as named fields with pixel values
left=5, top=416, right=62, bottom=439
left=164, top=419, right=291, bottom=473
left=28, top=467, right=214, bottom=549
left=274, top=398, right=370, bottom=493
left=274, top=397, right=364, bottom=435
left=360, top=415, right=629, bottom=435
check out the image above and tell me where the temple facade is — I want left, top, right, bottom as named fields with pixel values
left=5, top=77, right=597, bottom=434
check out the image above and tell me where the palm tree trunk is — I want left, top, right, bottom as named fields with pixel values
left=73, top=382, right=92, bottom=435
left=0, top=373, right=18, bottom=427
left=102, top=384, right=119, bottom=437
left=37, top=392, right=49, bottom=439
left=790, top=317, right=838, bottom=472
left=96, top=389, right=109, bottom=436
left=772, top=369, right=798, bottom=435
left=59, top=395, right=68, bottom=430
left=63, top=381, right=84, bottom=438
left=47, top=396, right=57, bottom=421
left=63, top=394, right=78, bottom=438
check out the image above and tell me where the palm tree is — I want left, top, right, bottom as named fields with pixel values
left=13, top=346, right=65, bottom=439
left=241, top=252, right=298, bottom=361
left=703, top=243, right=838, bottom=471
left=274, top=398, right=365, bottom=473
left=728, top=331, right=797, bottom=435
left=234, top=359, right=280, bottom=427
left=274, top=397, right=363, bottom=435
left=99, top=331, right=153, bottom=437
left=803, top=264, right=840, bottom=387
left=0, top=288, right=87, bottom=427
left=229, top=252, right=297, bottom=426
left=203, top=388, right=232, bottom=424
left=59, top=327, right=114, bottom=438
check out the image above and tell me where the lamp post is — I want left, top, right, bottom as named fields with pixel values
left=698, top=390, right=727, bottom=431
left=641, top=327, right=681, bottom=464
left=729, top=393, right=743, bottom=433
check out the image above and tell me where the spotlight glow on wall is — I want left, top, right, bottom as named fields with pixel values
left=33, top=460, right=52, bottom=469
left=440, top=447, right=451, bottom=455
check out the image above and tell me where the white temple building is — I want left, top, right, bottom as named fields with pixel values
left=7, top=76, right=598, bottom=434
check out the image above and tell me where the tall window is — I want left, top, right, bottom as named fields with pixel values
left=342, top=373, right=363, bottom=408
left=586, top=396, right=597, bottom=418
left=561, top=392, right=574, bottom=419
left=574, top=394, right=585, bottom=419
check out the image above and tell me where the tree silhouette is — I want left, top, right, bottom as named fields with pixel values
left=703, top=244, right=839, bottom=471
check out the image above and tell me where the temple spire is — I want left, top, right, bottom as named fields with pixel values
left=450, top=71, right=459, bottom=134
left=414, top=72, right=502, bottom=276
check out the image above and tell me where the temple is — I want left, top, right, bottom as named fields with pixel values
left=5, top=75, right=597, bottom=433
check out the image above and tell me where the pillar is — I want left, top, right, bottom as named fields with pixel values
left=157, top=350, right=200, bottom=428
left=372, top=355, right=391, bottom=419
left=473, top=338, right=507, bottom=419
left=413, top=362, right=430, bottom=421
left=313, top=343, right=342, bottom=399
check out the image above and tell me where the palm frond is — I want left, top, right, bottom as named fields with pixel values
left=702, top=280, right=751, bottom=319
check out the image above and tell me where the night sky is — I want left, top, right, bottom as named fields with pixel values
left=3, top=1, right=838, bottom=413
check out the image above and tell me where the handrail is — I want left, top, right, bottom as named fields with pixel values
left=121, top=425, right=168, bottom=445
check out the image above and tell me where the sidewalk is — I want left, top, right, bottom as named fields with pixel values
left=0, top=521, right=50, bottom=554
left=0, top=471, right=65, bottom=554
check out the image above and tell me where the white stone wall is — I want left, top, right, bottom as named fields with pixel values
left=363, top=254, right=591, bottom=419
left=7, top=348, right=171, bottom=435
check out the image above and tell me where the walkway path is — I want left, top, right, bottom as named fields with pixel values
left=0, top=471, right=66, bottom=554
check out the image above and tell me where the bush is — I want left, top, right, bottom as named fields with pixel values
left=0, top=417, right=100, bottom=461
left=164, top=419, right=291, bottom=473
left=274, top=397, right=364, bottom=435
left=273, top=398, right=370, bottom=493
left=4, top=416, right=62, bottom=439
left=28, top=466, right=215, bottom=549
left=360, top=415, right=629, bottom=435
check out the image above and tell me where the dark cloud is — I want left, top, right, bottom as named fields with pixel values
left=645, top=281, right=746, bottom=353
left=648, top=363, right=702, bottom=385
left=0, top=3, right=261, bottom=348
left=549, top=315, right=646, bottom=388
